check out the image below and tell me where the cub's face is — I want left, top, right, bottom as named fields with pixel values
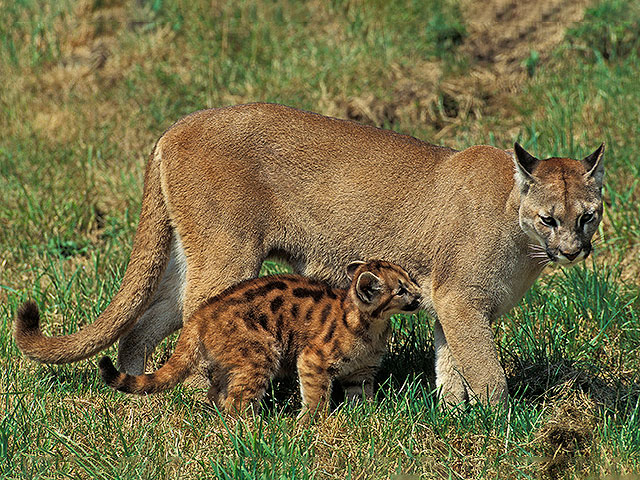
left=513, top=143, right=605, bottom=266
left=346, top=260, right=422, bottom=317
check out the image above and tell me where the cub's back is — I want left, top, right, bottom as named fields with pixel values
left=192, top=274, right=347, bottom=351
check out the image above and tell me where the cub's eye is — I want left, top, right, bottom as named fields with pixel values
left=539, top=215, right=557, bottom=228
left=580, top=213, right=594, bottom=225
left=396, top=283, right=408, bottom=296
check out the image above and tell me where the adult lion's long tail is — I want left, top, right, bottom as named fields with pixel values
left=14, top=143, right=172, bottom=364
left=99, top=325, right=196, bottom=395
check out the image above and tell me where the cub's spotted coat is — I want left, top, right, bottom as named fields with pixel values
left=100, top=260, right=421, bottom=417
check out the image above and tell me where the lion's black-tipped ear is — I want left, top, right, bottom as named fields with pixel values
left=355, top=272, right=382, bottom=304
left=513, top=142, right=540, bottom=185
left=582, top=143, right=605, bottom=186
left=346, top=260, right=367, bottom=281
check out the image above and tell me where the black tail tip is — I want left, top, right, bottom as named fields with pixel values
left=16, top=300, right=41, bottom=332
left=99, top=356, right=119, bottom=386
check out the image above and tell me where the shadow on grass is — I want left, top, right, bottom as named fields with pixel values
left=507, top=354, right=640, bottom=415
left=35, top=364, right=103, bottom=394
left=376, top=340, right=436, bottom=393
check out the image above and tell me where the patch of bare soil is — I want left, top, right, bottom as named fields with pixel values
left=38, top=0, right=158, bottom=93
left=332, top=0, right=593, bottom=137
left=509, top=357, right=640, bottom=477
left=461, top=0, right=591, bottom=83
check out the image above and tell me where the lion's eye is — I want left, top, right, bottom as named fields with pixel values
left=539, top=215, right=557, bottom=228
left=396, top=282, right=408, bottom=296
left=580, top=213, right=594, bottom=225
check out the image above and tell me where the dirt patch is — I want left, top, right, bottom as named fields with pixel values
left=509, top=356, right=640, bottom=477
left=36, top=1, right=125, bottom=97
left=332, top=0, right=593, bottom=136
left=462, top=0, right=591, bottom=77
left=507, top=356, right=634, bottom=407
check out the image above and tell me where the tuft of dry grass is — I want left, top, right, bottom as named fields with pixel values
left=534, top=391, right=598, bottom=479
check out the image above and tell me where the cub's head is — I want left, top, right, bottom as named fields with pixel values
left=513, top=142, right=605, bottom=266
left=346, top=260, right=421, bottom=318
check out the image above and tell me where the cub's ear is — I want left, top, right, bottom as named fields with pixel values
left=355, top=272, right=382, bottom=304
left=346, top=260, right=367, bottom=280
left=512, top=142, right=540, bottom=189
left=582, top=143, right=605, bottom=187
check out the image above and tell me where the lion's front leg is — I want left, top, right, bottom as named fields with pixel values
left=433, top=289, right=507, bottom=406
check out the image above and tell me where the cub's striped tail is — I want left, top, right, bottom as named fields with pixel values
left=99, top=353, right=189, bottom=395
left=99, top=327, right=196, bottom=395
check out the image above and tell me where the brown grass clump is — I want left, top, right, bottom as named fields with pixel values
left=15, top=0, right=176, bottom=155
left=461, top=0, right=591, bottom=75
left=533, top=390, right=597, bottom=479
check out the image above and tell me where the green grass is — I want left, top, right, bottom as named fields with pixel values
left=1, top=0, right=640, bottom=478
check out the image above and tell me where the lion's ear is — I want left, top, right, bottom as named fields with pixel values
left=512, top=143, right=540, bottom=191
left=582, top=143, right=605, bottom=187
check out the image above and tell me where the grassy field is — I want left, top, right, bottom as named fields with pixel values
left=1, top=0, right=639, bottom=478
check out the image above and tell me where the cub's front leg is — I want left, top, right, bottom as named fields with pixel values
left=297, top=348, right=332, bottom=422
left=339, top=365, right=379, bottom=402
left=432, top=288, right=507, bottom=406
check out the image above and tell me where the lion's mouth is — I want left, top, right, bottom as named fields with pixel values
left=529, top=242, right=592, bottom=267
left=547, top=246, right=591, bottom=265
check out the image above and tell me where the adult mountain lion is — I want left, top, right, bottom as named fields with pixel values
left=15, top=103, right=604, bottom=405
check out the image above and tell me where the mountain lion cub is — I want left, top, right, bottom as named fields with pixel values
left=98, top=260, right=421, bottom=417
left=14, top=103, right=604, bottom=406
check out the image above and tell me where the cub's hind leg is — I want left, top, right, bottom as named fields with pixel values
left=223, top=370, right=272, bottom=415
left=218, top=337, right=281, bottom=415
left=206, top=364, right=229, bottom=410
